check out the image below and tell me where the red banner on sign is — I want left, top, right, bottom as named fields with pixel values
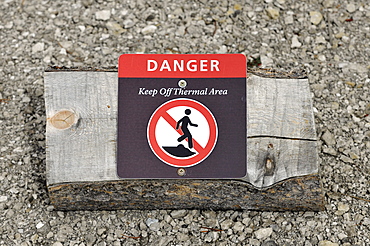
left=118, top=54, right=246, bottom=78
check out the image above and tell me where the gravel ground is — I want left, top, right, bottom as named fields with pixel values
left=1, top=0, right=370, bottom=245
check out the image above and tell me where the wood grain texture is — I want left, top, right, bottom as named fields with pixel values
left=247, top=74, right=316, bottom=140
left=45, top=70, right=323, bottom=210
left=45, top=72, right=118, bottom=184
left=245, top=138, right=318, bottom=187
left=245, top=74, right=318, bottom=187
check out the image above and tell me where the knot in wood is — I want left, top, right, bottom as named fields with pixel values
left=264, top=157, right=275, bottom=176
left=49, top=110, right=77, bottom=130
left=266, top=158, right=273, bottom=169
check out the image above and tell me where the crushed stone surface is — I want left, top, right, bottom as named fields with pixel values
left=1, top=0, right=370, bottom=245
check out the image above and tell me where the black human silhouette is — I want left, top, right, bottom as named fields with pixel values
left=176, top=109, right=198, bottom=148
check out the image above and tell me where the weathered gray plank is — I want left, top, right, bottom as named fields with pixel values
left=45, top=72, right=118, bottom=184
left=45, top=69, right=323, bottom=210
left=245, top=74, right=318, bottom=187
left=245, top=138, right=318, bottom=187
left=247, top=74, right=316, bottom=140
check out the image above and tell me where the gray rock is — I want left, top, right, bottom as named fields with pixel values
left=335, top=202, right=350, bottom=215
left=95, top=10, right=111, bottom=20
left=220, top=219, right=234, bottom=230
left=284, top=14, right=294, bottom=25
left=363, top=218, right=370, bottom=225
left=323, top=0, right=334, bottom=8
left=254, top=228, right=273, bottom=240
left=340, top=155, right=354, bottom=164
left=337, top=232, right=347, bottom=240
left=346, top=3, right=356, bottom=13
left=262, top=240, right=278, bottom=246
left=232, top=221, right=244, bottom=232
left=291, top=35, right=302, bottom=48
left=149, top=222, right=161, bottom=231
left=348, top=152, right=359, bottom=160
left=97, top=228, right=106, bottom=236
left=323, top=147, right=337, bottom=156
left=32, top=42, right=44, bottom=53
left=85, top=234, right=96, bottom=245
left=146, top=218, right=158, bottom=227
left=170, top=210, right=188, bottom=219
left=321, top=131, right=336, bottom=146
left=177, top=233, right=189, bottom=241
left=175, top=26, right=186, bottom=36
left=266, top=8, right=279, bottom=19
left=141, top=25, right=157, bottom=34
left=261, top=55, right=274, bottom=67
left=36, top=222, right=45, bottom=229
left=204, top=231, right=219, bottom=242
left=146, top=218, right=160, bottom=231
left=318, top=241, right=339, bottom=246
left=310, top=11, right=323, bottom=25
left=123, top=19, right=135, bottom=28
left=106, top=22, right=125, bottom=35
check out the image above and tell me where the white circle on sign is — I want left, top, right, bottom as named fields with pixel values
left=147, top=98, right=218, bottom=167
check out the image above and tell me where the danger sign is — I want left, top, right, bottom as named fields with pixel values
left=147, top=98, right=217, bottom=167
left=117, top=54, right=246, bottom=179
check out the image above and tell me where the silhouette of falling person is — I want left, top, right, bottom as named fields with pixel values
left=176, top=109, right=198, bottom=149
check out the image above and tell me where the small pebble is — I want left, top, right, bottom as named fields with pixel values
left=323, top=0, right=334, bottom=8
left=284, top=14, right=294, bottom=25
left=146, top=218, right=158, bottom=227
left=335, top=202, right=350, bottom=215
left=232, top=221, right=244, bottom=232
left=346, top=3, right=356, bottom=13
left=321, top=131, right=336, bottom=146
left=141, top=25, right=157, bottom=34
left=32, top=42, right=44, bottom=53
left=291, top=35, right=302, bottom=48
left=266, top=8, right=279, bottom=19
left=340, top=155, right=354, bottom=164
left=106, top=21, right=125, bottom=35
left=310, top=11, right=323, bottom=25
left=123, top=19, right=135, bottom=28
left=254, top=227, right=273, bottom=240
left=36, top=222, right=45, bottom=229
left=319, top=241, right=339, bottom=246
left=220, top=219, right=233, bottom=230
left=95, top=10, right=111, bottom=20
left=170, top=210, right=188, bottom=219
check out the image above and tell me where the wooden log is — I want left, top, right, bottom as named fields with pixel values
left=44, top=68, right=324, bottom=211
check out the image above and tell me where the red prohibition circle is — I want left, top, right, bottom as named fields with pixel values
left=147, top=98, right=218, bottom=167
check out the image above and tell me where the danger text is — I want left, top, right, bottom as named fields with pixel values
left=147, top=60, right=220, bottom=72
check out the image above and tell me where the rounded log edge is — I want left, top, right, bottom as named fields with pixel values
left=47, top=174, right=324, bottom=211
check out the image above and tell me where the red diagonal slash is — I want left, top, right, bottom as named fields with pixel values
left=161, top=111, right=205, bottom=153
left=147, top=98, right=217, bottom=167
